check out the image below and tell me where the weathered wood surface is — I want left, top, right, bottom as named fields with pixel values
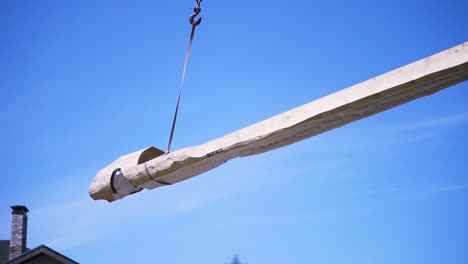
left=89, top=42, right=468, bottom=202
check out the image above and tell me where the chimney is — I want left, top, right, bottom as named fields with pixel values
left=9, top=205, right=29, bottom=260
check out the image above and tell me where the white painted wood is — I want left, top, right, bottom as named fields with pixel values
left=89, top=42, right=468, bottom=202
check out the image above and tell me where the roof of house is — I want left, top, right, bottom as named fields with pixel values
left=2, top=244, right=78, bottom=264
left=0, top=241, right=9, bottom=263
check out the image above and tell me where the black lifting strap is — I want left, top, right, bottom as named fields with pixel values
left=167, top=0, right=203, bottom=153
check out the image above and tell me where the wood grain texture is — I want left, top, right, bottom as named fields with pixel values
left=89, top=42, right=468, bottom=202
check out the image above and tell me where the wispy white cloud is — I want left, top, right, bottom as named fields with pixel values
left=178, top=210, right=339, bottom=237
left=369, top=129, right=444, bottom=145
left=168, top=189, right=234, bottom=215
left=309, top=111, right=468, bottom=149
left=44, top=229, right=105, bottom=251
left=30, top=169, right=246, bottom=251
left=411, top=182, right=468, bottom=199
left=363, top=182, right=468, bottom=200
left=380, top=112, right=468, bottom=134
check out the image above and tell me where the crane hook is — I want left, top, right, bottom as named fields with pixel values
left=189, top=0, right=202, bottom=26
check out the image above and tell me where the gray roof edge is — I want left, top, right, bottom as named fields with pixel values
left=5, top=244, right=78, bottom=264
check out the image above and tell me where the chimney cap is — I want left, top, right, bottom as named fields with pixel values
left=10, top=205, right=29, bottom=214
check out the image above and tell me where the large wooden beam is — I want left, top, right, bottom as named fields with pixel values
left=89, top=42, right=468, bottom=202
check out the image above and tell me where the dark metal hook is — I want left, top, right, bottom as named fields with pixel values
left=189, top=0, right=202, bottom=26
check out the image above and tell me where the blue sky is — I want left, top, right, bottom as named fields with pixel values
left=1, top=1, right=467, bottom=263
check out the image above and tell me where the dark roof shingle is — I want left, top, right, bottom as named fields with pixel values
left=0, top=241, right=9, bottom=263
